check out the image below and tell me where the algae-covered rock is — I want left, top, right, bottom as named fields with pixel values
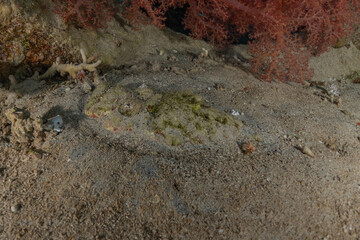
left=85, top=83, right=242, bottom=146
left=135, top=84, right=155, bottom=100
left=149, top=91, right=242, bottom=145
left=85, top=82, right=146, bottom=118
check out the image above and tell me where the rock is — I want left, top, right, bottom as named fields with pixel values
left=4, top=108, right=47, bottom=145
left=85, top=82, right=145, bottom=118
left=135, top=84, right=155, bottom=100
left=5, top=108, right=33, bottom=143
left=336, top=97, right=342, bottom=106
left=159, top=49, right=165, bottom=56
left=11, top=203, right=22, bottom=213
left=82, top=81, right=92, bottom=93
left=149, top=91, right=242, bottom=146
left=341, top=109, right=350, bottom=116
left=85, top=83, right=243, bottom=146
left=27, top=148, right=43, bottom=159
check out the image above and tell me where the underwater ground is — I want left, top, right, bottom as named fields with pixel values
left=1, top=1, right=360, bottom=239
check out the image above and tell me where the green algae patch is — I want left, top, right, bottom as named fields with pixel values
left=135, top=85, right=156, bottom=100
left=85, top=82, right=146, bottom=118
left=85, top=84, right=242, bottom=146
left=149, top=91, right=242, bottom=146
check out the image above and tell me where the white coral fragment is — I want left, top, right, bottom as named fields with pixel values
left=9, top=48, right=101, bottom=84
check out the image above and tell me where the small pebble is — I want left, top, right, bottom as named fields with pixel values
left=341, top=109, right=350, bottom=116
left=11, top=203, right=21, bottom=213
left=336, top=97, right=342, bottom=106
left=231, top=110, right=240, bottom=116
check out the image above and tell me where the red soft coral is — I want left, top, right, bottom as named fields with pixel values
left=53, top=0, right=116, bottom=30
left=123, top=0, right=360, bottom=82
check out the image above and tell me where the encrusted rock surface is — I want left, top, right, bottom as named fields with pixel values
left=85, top=83, right=242, bottom=146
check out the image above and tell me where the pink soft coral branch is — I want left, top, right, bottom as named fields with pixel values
left=53, top=0, right=116, bottom=30
left=123, top=0, right=360, bottom=82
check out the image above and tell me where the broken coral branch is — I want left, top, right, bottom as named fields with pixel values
left=38, top=53, right=101, bottom=80
left=9, top=49, right=101, bottom=85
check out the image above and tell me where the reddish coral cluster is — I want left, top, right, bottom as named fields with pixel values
left=0, top=17, right=76, bottom=82
left=123, top=0, right=360, bottom=82
left=52, top=0, right=116, bottom=30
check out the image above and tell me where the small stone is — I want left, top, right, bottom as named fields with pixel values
left=82, top=82, right=92, bottom=92
left=28, top=149, right=42, bottom=159
left=10, top=206, right=17, bottom=213
left=231, top=110, right=240, bottom=116
left=325, top=142, right=337, bottom=151
left=151, top=194, right=160, bottom=204
left=336, top=97, right=342, bottom=106
left=341, top=109, right=350, bottom=116
left=303, top=81, right=311, bottom=87
left=11, top=203, right=22, bottom=213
